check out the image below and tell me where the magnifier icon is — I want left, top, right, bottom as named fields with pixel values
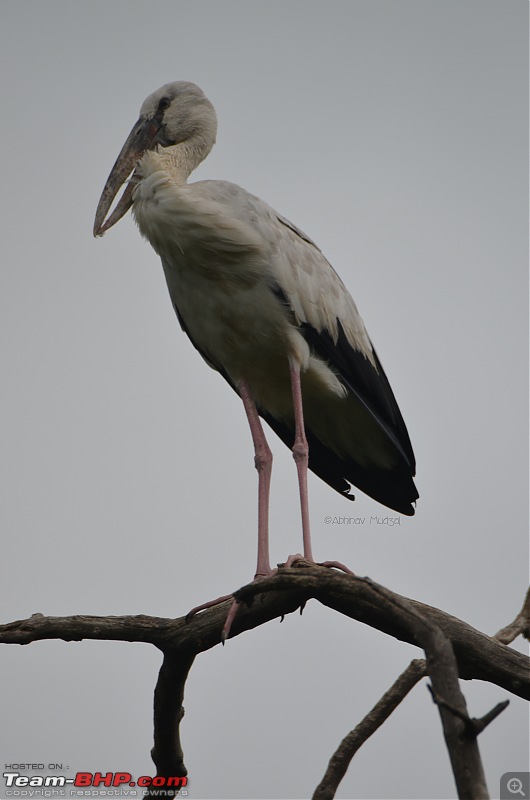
left=508, top=778, right=525, bottom=796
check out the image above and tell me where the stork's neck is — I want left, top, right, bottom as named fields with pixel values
left=144, top=136, right=214, bottom=185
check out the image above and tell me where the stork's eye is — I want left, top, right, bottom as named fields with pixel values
left=158, top=97, right=171, bottom=111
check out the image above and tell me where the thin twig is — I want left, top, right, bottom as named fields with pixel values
left=428, top=687, right=509, bottom=735
left=471, top=700, right=510, bottom=735
left=313, top=659, right=427, bottom=800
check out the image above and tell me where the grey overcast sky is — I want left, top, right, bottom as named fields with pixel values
left=0, top=2, right=528, bottom=799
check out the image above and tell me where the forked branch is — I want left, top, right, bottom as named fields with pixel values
left=1, top=563, right=527, bottom=799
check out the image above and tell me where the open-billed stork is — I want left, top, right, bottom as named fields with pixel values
left=94, top=81, right=418, bottom=611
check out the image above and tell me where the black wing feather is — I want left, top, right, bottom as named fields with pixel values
left=300, top=319, right=416, bottom=471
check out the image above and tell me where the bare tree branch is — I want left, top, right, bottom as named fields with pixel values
left=151, top=650, right=194, bottom=776
left=1, top=562, right=528, bottom=798
left=313, top=659, right=427, bottom=800
left=233, top=565, right=530, bottom=700
left=1, top=565, right=528, bottom=700
left=350, top=579, right=490, bottom=799
left=494, top=586, right=530, bottom=644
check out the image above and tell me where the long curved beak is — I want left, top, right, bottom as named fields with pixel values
left=93, top=117, right=160, bottom=237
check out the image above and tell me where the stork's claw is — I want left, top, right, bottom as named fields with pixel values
left=221, top=599, right=240, bottom=644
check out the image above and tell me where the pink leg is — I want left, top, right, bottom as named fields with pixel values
left=189, top=370, right=318, bottom=643
left=239, top=381, right=273, bottom=578
left=289, top=359, right=314, bottom=562
left=187, top=381, right=273, bottom=640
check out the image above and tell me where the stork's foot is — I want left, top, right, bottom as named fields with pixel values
left=186, top=559, right=354, bottom=644
left=282, top=554, right=354, bottom=576
left=186, top=593, right=235, bottom=642
left=221, top=568, right=276, bottom=643
left=283, top=552, right=305, bottom=568
left=186, top=569, right=274, bottom=643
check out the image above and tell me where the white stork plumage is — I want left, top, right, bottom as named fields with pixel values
left=94, top=81, right=418, bottom=591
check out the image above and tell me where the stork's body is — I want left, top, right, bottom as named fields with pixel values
left=94, top=82, right=418, bottom=584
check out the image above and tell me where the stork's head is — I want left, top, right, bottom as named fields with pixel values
left=93, top=82, right=217, bottom=237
